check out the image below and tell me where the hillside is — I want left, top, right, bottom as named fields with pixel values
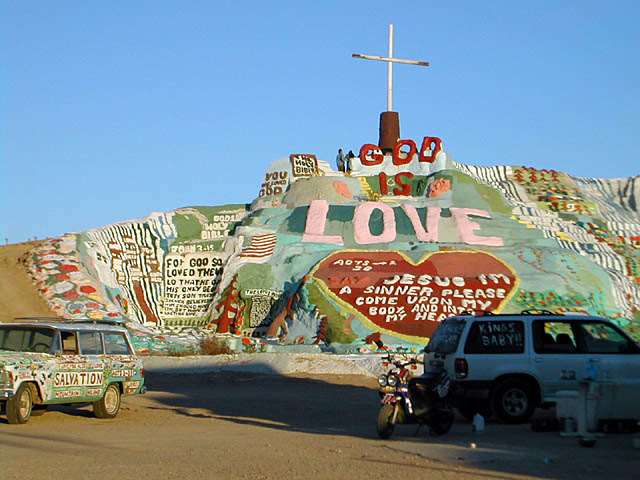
left=14, top=138, right=640, bottom=352
left=0, top=242, right=57, bottom=321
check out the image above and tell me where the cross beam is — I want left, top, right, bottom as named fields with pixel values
left=352, top=24, right=430, bottom=112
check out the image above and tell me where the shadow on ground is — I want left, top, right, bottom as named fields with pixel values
left=145, top=366, right=638, bottom=480
left=146, top=366, right=380, bottom=438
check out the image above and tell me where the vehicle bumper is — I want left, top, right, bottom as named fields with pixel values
left=454, top=381, right=492, bottom=400
left=0, top=388, right=15, bottom=399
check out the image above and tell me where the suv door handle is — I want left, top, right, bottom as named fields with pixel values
left=534, top=357, right=543, bottom=363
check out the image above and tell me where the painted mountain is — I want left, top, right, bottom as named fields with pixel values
left=24, top=137, right=640, bottom=353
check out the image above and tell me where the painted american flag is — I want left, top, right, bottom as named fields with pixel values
left=239, top=233, right=277, bottom=262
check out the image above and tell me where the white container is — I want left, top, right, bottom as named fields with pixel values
left=556, top=390, right=579, bottom=420
left=472, top=413, right=485, bottom=433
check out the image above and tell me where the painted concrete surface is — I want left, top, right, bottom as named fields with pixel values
left=21, top=137, right=640, bottom=352
left=143, top=353, right=384, bottom=377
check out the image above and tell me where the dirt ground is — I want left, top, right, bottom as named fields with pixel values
left=0, top=242, right=55, bottom=322
left=1, top=372, right=637, bottom=480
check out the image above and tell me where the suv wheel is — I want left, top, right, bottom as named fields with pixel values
left=492, top=379, right=537, bottom=424
left=7, top=383, right=33, bottom=424
left=93, top=384, right=121, bottom=419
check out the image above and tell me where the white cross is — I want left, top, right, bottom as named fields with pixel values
left=352, top=24, right=430, bottom=112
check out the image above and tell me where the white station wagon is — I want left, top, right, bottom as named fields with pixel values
left=0, top=319, right=145, bottom=424
left=424, top=311, right=640, bottom=423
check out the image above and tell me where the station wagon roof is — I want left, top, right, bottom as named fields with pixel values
left=1, top=319, right=128, bottom=333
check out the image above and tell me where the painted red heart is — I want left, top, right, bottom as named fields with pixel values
left=311, top=250, right=518, bottom=341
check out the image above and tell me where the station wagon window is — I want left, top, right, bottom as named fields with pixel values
left=577, top=322, right=636, bottom=354
left=103, top=332, right=131, bottom=355
left=60, top=331, right=79, bottom=355
left=0, top=326, right=57, bottom=353
left=464, top=321, right=525, bottom=354
left=533, top=321, right=578, bottom=354
left=79, top=331, right=104, bottom=355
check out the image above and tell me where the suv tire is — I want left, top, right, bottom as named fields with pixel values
left=492, top=378, right=537, bottom=424
left=93, top=384, right=121, bottom=419
left=6, top=383, right=33, bottom=424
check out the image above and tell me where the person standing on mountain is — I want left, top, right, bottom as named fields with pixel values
left=336, top=148, right=345, bottom=172
left=345, top=150, right=355, bottom=173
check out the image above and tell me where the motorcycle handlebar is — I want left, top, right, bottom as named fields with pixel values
left=382, top=354, right=423, bottom=367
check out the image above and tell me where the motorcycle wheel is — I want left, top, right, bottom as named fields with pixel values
left=377, top=404, right=396, bottom=439
left=428, top=409, right=455, bottom=437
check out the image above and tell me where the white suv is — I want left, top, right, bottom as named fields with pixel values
left=424, top=311, right=640, bottom=423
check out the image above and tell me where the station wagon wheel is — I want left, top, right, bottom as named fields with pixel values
left=93, top=384, right=121, bottom=419
left=6, top=383, right=33, bottom=424
left=492, top=379, right=537, bottom=424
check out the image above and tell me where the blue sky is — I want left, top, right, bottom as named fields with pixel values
left=2, top=1, right=639, bottom=242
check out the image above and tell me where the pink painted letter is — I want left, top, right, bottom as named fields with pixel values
left=302, top=200, right=344, bottom=244
left=354, top=202, right=397, bottom=244
left=450, top=208, right=504, bottom=247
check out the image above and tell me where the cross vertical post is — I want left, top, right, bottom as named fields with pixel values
left=387, top=23, right=393, bottom=112
left=352, top=25, right=430, bottom=151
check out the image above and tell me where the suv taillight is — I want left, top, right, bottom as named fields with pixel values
left=454, top=358, right=468, bottom=379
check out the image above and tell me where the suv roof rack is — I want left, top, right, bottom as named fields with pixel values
left=71, top=319, right=126, bottom=325
left=12, top=316, right=63, bottom=322
left=519, top=309, right=558, bottom=315
left=464, top=309, right=560, bottom=318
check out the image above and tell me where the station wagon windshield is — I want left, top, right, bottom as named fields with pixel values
left=0, top=326, right=58, bottom=353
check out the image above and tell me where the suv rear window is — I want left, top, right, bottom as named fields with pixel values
left=464, top=320, right=525, bottom=354
left=425, top=318, right=466, bottom=354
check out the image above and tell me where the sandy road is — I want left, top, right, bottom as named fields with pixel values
left=1, top=372, right=637, bottom=480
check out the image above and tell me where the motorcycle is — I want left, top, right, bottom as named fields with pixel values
left=376, top=351, right=455, bottom=439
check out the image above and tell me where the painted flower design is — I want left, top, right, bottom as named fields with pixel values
left=427, top=178, right=451, bottom=198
